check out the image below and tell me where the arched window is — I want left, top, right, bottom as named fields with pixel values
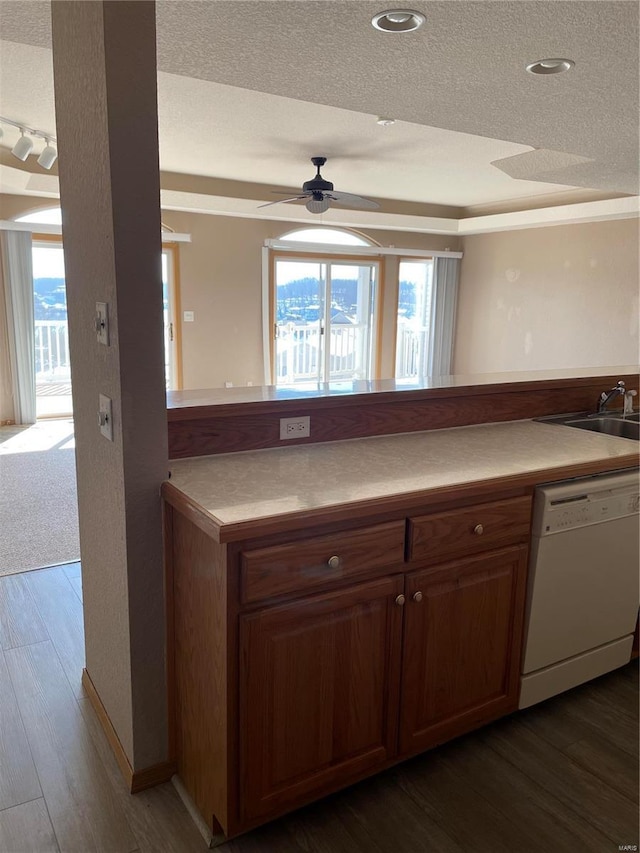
left=16, top=206, right=175, bottom=235
left=15, top=207, right=62, bottom=225
left=278, top=227, right=375, bottom=247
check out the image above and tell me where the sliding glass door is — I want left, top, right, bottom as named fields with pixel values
left=32, top=239, right=72, bottom=417
left=273, top=255, right=379, bottom=386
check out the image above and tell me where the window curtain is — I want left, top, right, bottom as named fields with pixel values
left=0, top=231, right=36, bottom=424
left=428, top=256, right=460, bottom=377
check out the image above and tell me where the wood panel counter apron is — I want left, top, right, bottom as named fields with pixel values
left=162, top=419, right=638, bottom=845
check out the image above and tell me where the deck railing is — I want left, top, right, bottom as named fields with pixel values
left=35, top=319, right=71, bottom=381
left=395, top=324, right=428, bottom=378
left=275, top=322, right=428, bottom=384
left=276, top=323, right=364, bottom=384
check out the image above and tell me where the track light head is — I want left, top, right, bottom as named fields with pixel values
left=37, top=141, right=58, bottom=170
left=11, top=130, right=34, bottom=162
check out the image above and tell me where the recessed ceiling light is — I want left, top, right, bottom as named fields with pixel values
left=526, top=58, right=575, bottom=75
left=376, top=117, right=396, bottom=126
left=371, top=9, right=425, bottom=32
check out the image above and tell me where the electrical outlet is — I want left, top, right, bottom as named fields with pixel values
left=280, top=416, right=310, bottom=440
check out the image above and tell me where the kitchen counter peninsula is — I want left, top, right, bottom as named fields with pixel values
left=166, top=366, right=639, bottom=458
left=164, top=418, right=638, bottom=542
left=163, top=415, right=637, bottom=845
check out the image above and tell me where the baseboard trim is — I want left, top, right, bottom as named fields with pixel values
left=131, top=760, right=177, bottom=794
left=81, top=668, right=176, bottom=793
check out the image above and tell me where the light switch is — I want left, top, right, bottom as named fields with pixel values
left=98, top=394, right=113, bottom=441
left=96, top=302, right=109, bottom=345
left=183, top=311, right=194, bottom=322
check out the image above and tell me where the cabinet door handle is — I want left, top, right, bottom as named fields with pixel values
left=395, top=594, right=406, bottom=606
left=473, top=524, right=484, bottom=535
left=327, top=555, right=341, bottom=569
left=412, top=591, right=423, bottom=603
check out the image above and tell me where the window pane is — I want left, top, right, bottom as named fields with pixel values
left=280, top=228, right=371, bottom=246
left=17, top=207, right=63, bottom=225
left=275, top=259, right=325, bottom=385
left=395, top=260, right=434, bottom=378
left=328, top=263, right=377, bottom=382
left=33, top=243, right=72, bottom=417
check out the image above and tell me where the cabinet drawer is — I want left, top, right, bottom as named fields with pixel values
left=241, top=520, right=406, bottom=603
left=408, top=496, right=532, bottom=564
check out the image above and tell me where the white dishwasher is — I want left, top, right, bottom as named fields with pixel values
left=520, top=469, right=639, bottom=709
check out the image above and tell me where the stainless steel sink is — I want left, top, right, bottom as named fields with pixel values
left=536, top=411, right=639, bottom=441
left=566, top=417, right=639, bottom=440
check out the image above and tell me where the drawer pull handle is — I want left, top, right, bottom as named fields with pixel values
left=413, top=591, right=423, bottom=603
left=327, top=555, right=341, bottom=569
left=473, top=524, right=484, bottom=535
left=395, top=594, right=406, bottom=607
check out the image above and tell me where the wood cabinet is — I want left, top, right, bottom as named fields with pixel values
left=400, top=546, right=528, bottom=755
left=240, top=575, right=404, bottom=821
left=165, top=487, right=533, bottom=843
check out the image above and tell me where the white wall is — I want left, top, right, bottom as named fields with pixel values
left=453, top=219, right=639, bottom=374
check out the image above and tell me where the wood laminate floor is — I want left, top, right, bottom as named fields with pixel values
left=0, top=564, right=637, bottom=853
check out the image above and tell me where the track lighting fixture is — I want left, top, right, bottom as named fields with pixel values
left=0, top=116, right=58, bottom=169
left=37, top=139, right=58, bottom=170
left=11, top=130, right=33, bottom=162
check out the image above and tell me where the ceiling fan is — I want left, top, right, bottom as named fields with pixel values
left=258, top=156, right=380, bottom=214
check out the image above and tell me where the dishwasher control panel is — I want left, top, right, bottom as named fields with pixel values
left=533, top=471, right=640, bottom=535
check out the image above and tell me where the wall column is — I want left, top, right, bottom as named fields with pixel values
left=51, top=1, right=169, bottom=771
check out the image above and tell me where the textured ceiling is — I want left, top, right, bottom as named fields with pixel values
left=0, top=0, right=638, bottom=208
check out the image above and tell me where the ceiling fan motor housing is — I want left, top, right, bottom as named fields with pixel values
left=303, top=177, right=334, bottom=193
left=303, top=156, right=333, bottom=193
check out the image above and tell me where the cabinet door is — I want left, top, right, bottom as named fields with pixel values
left=400, top=545, right=527, bottom=756
left=240, top=575, right=404, bottom=821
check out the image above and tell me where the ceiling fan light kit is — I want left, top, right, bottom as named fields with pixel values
left=371, top=9, right=425, bottom=32
left=306, top=196, right=331, bottom=214
left=258, top=156, right=380, bottom=215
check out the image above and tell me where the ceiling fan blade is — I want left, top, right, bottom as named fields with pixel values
left=257, top=196, right=308, bottom=209
left=327, top=191, right=380, bottom=210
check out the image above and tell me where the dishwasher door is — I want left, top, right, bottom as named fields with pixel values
left=520, top=471, right=639, bottom=709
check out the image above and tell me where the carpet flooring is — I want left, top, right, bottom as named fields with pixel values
left=0, top=420, right=80, bottom=576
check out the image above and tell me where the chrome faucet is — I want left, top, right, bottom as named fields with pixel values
left=597, top=380, right=625, bottom=414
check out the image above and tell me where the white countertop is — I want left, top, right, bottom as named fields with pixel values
left=166, top=420, right=638, bottom=533
left=167, top=366, right=639, bottom=410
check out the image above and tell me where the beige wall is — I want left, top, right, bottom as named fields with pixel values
left=7, top=191, right=638, bottom=387
left=2, top=194, right=458, bottom=388
left=161, top=210, right=458, bottom=388
left=454, top=219, right=640, bottom=374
